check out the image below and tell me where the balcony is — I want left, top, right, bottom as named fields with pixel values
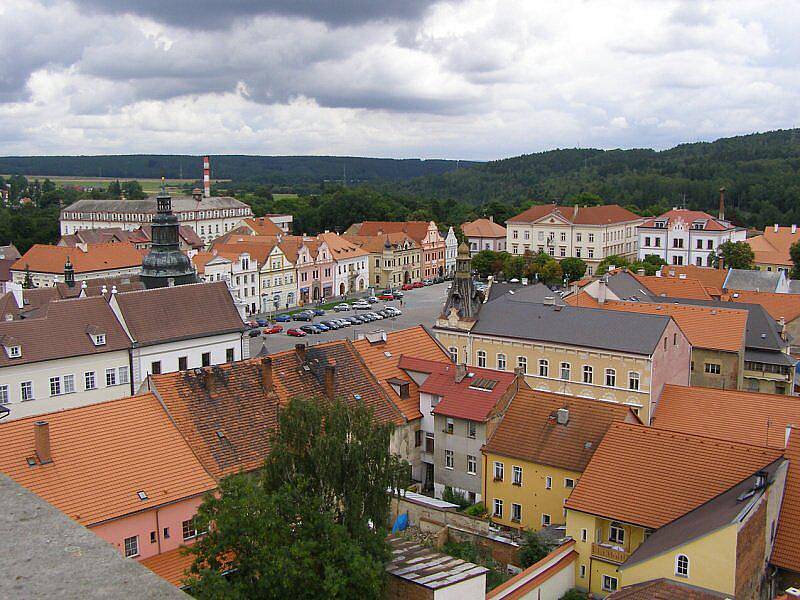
left=591, top=542, right=630, bottom=564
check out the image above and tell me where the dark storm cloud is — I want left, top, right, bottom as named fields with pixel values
left=65, top=0, right=442, bottom=28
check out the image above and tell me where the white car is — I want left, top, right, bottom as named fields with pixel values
left=334, top=303, right=351, bottom=312
left=353, top=301, right=371, bottom=310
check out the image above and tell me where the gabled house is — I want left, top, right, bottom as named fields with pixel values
left=462, top=217, right=507, bottom=255
left=483, top=388, right=638, bottom=532
left=565, top=423, right=786, bottom=598
left=745, top=224, right=800, bottom=274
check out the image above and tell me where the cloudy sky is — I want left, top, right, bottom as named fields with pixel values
left=1, top=0, right=797, bottom=159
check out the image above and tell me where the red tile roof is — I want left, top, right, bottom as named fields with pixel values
left=348, top=221, right=432, bottom=243
left=652, top=384, right=800, bottom=449
left=12, top=243, right=145, bottom=274
left=727, top=289, right=800, bottom=323
left=462, top=218, right=506, bottom=238
left=640, top=209, right=731, bottom=231
left=0, top=394, right=217, bottom=526
left=631, top=272, right=714, bottom=300
left=318, top=232, right=369, bottom=260
left=352, top=326, right=452, bottom=421
left=484, top=387, right=637, bottom=472
left=607, top=578, right=729, bottom=599
left=657, top=265, right=728, bottom=292
left=242, top=217, right=283, bottom=236
left=745, top=225, right=800, bottom=267
left=772, top=427, right=800, bottom=572
left=507, top=204, right=641, bottom=225
left=565, top=422, right=782, bottom=528
left=398, top=357, right=517, bottom=422
left=141, top=546, right=194, bottom=588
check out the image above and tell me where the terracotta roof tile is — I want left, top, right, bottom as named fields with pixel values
left=631, top=272, right=713, bottom=300
left=12, top=243, right=145, bottom=274
left=507, top=204, right=641, bottom=225
left=607, top=578, right=730, bottom=599
left=772, top=427, right=800, bottom=572
left=484, top=387, right=636, bottom=472
left=652, top=384, right=800, bottom=449
left=149, top=340, right=404, bottom=479
left=640, top=209, right=731, bottom=232
left=657, top=265, right=728, bottom=291
left=141, top=546, right=194, bottom=588
left=745, top=226, right=800, bottom=267
left=352, top=326, right=451, bottom=421
left=565, top=422, right=782, bottom=528
left=113, top=282, right=245, bottom=346
left=317, top=232, right=369, bottom=259
left=727, top=290, right=800, bottom=323
left=397, top=357, right=517, bottom=422
left=462, top=218, right=506, bottom=238
left=0, top=394, right=217, bottom=526
left=348, top=221, right=432, bottom=243
left=0, top=296, right=130, bottom=366
left=242, top=217, right=283, bottom=237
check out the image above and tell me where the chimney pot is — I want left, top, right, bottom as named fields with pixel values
left=34, top=421, right=52, bottom=464
left=260, top=356, right=273, bottom=392
left=324, top=362, right=336, bottom=400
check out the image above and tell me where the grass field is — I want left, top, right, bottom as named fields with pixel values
left=3, top=175, right=230, bottom=195
left=272, top=193, right=299, bottom=200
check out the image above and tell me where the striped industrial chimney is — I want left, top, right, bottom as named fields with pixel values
left=203, top=156, right=211, bottom=198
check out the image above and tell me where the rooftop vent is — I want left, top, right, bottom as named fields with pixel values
left=556, top=408, right=569, bottom=425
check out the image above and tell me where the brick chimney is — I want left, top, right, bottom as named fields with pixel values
left=455, top=363, right=468, bottom=384
left=260, top=356, right=273, bottom=392
left=718, top=187, right=726, bottom=221
left=324, top=361, right=336, bottom=400
left=201, top=368, right=216, bottom=394
left=295, top=343, right=306, bottom=361
left=202, top=156, right=211, bottom=198
left=34, top=421, right=52, bottom=464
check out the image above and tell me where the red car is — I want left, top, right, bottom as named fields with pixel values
left=378, top=293, right=394, bottom=300
left=401, top=283, right=414, bottom=291
left=412, top=281, right=424, bottom=288
left=262, top=325, right=283, bottom=335
left=286, top=328, right=307, bottom=337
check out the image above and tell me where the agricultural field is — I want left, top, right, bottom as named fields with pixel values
left=3, top=175, right=228, bottom=195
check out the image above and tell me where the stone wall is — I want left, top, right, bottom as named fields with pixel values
left=736, top=497, right=767, bottom=600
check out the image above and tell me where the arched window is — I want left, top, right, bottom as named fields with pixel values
left=560, top=362, right=571, bottom=381
left=476, top=350, right=487, bottom=368
left=628, top=371, right=640, bottom=390
left=449, top=347, right=458, bottom=363
left=675, top=554, right=689, bottom=577
left=605, top=368, right=616, bottom=387
left=583, top=365, right=593, bottom=384
left=517, top=356, right=528, bottom=374
left=538, top=359, right=548, bottom=377
left=496, top=353, right=507, bottom=371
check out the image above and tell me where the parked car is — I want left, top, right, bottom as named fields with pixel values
left=313, top=308, right=326, bottom=316
left=346, top=316, right=362, bottom=325
left=434, top=276, right=444, bottom=284
left=262, top=325, right=282, bottom=335
left=353, top=301, right=371, bottom=310
left=378, top=293, right=394, bottom=301
left=369, top=312, right=384, bottom=320
left=275, top=314, right=291, bottom=322
left=292, top=312, right=312, bottom=321
left=335, top=318, right=351, bottom=327
left=380, top=289, right=392, bottom=296
left=385, top=307, right=402, bottom=316
left=412, top=281, right=424, bottom=289
left=286, top=328, right=306, bottom=337
left=334, top=303, right=351, bottom=312
left=299, top=325, right=319, bottom=335
left=248, top=329, right=261, bottom=337
left=401, top=283, right=414, bottom=291
left=256, top=318, right=269, bottom=327
left=367, top=296, right=379, bottom=303
left=423, top=279, right=433, bottom=286
left=246, top=320, right=260, bottom=328
left=392, top=290, right=404, bottom=298
left=315, top=323, right=330, bottom=332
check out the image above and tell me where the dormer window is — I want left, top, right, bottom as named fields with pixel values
left=6, top=345, right=21, bottom=358
left=655, top=220, right=666, bottom=229
left=93, top=334, right=106, bottom=346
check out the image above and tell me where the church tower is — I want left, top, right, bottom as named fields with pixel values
left=140, top=179, right=197, bottom=289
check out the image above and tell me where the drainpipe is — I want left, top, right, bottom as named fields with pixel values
left=155, top=507, right=162, bottom=555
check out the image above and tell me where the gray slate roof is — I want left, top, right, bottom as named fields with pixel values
left=723, top=268, right=783, bottom=292
left=486, top=281, right=561, bottom=304
left=471, top=293, right=671, bottom=355
left=63, top=196, right=250, bottom=214
left=605, top=271, right=655, bottom=302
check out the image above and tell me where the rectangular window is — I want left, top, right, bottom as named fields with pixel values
left=467, top=421, right=476, bottom=439
left=467, top=454, right=477, bottom=475
left=178, top=356, right=188, bottom=371
left=628, top=372, right=640, bottom=390
left=105, top=368, right=117, bottom=386
left=609, top=523, right=625, bottom=544
left=21, top=381, right=33, bottom=401
left=476, top=350, right=486, bottom=368
left=151, top=361, right=161, bottom=375
left=565, top=478, right=575, bottom=488
left=512, top=503, right=522, bottom=522
left=580, top=565, right=586, bottom=578
left=545, top=476, right=552, bottom=489
left=445, top=449, right=454, bottom=469
left=226, top=348, right=235, bottom=363
left=512, top=465, right=523, bottom=486
left=202, top=352, right=211, bottom=367
left=124, top=535, right=139, bottom=558
left=517, top=356, right=527, bottom=373
left=445, top=418, right=454, bottom=434
left=602, top=576, right=618, bottom=592
left=541, top=514, right=551, bottom=526
left=496, top=354, right=506, bottom=371
left=588, top=234, right=594, bottom=243
left=538, top=359, right=548, bottom=377
left=118, top=366, right=129, bottom=385
left=0, top=385, right=8, bottom=404
left=494, top=461, right=504, bottom=481
left=587, top=248, right=594, bottom=258
left=182, top=519, right=198, bottom=541
left=581, top=529, right=587, bottom=542
left=84, top=371, right=96, bottom=390
left=582, top=365, right=593, bottom=384
left=704, top=363, right=721, bottom=375
left=605, top=369, right=616, bottom=387
left=493, top=498, right=503, bottom=518
left=49, top=376, right=62, bottom=397
left=560, top=362, right=570, bottom=380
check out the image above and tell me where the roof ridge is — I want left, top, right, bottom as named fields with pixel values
left=615, top=421, right=782, bottom=454
left=0, top=392, right=156, bottom=423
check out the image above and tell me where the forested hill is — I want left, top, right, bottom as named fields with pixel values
left=396, top=129, right=800, bottom=230
left=0, top=155, right=477, bottom=184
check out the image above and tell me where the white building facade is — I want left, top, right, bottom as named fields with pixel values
left=445, top=227, right=458, bottom=278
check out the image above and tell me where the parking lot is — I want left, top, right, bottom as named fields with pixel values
left=248, top=282, right=450, bottom=355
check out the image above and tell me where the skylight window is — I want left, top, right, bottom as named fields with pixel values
left=6, top=345, right=21, bottom=358
left=469, top=377, right=498, bottom=391
left=137, top=490, right=148, bottom=501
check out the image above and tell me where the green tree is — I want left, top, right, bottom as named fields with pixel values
left=107, top=179, right=122, bottom=198
left=187, top=397, right=409, bottom=598
left=559, top=589, right=589, bottom=600
left=595, top=254, right=631, bottom=276
left=121, top=180, right=146, bottom=199
left=714, top=241, right=755, bottom=270
left=518, top=530, right=550, bottom=568
left=564, top=191, right=604, bottom=207
left=560, top=257, right=587, bottom=282
left=790, top=241, right=800, bottom=279
left=471, top=250, right=500, bottom=277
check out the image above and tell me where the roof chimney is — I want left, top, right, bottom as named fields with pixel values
left=34, top=421, right=52, bottom=464
left=556, top=408, right=569, bottom=425
left=295, top=343, right=306, bottom=362
left=792, top=224, right=798, bottom=234
left=260, top=356, right=273, bottom=392
left=489, top=215, right=494, bottom=223
left=203, top=156, right=211, bottom=198
left=324, top=361, right=336, bottom=400
left=597, top=280, right=606, bottom=305
left=718, top=187, right=726, bottom=221
left=775, top=223, right=780, bottom=233
left=455, top=363, right=468, bottom=384
left=201, top=368, right=216, bottom=394
left=636, top=269, right=645, bottom=276
left=192, top=188, right=202, bottom=202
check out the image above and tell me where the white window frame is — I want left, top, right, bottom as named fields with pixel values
left=545, top=476, right=552, bottom=489
left=124, top=535, right=139, bottom=558
left=517, top=356, right=527, bottom=373
left=20, top=381, right=33, bottom=402
left=449, top=347, right=458, bottom=363
left=494, top=461, right=504, bottom=481
left=511, top=503, right=522, bottom=522
left=564, top=478, right=575, bottom=489
left=628, top=371, right=640, bottom=390
left=512, top=465, right=523, bottom=486
left=493, top=498, right=503, bottom=518
left=560, top=362, right=570, bottom=381
left=538, top=359, right=548, bottom=377
left=445, top=449, right=454, bottom=470
left=467, top=454, right=477, bottom=475
left=476, top=350, right=487, bottom=368
left=105, top=368, right=117, bottom=387
left=49, top=376, right=62, bottom=397
left=605, top=368, right=616, bottom=387
left=7, top=345, right=21, bottom=358
left=445, top=417, right=454, bottom=434
left=118, top=366, right=130, bottom=385
left=675, top=554, right=689, bottom=577
left=0, top=384, right=7, bottom=404
left=583, top=365, right=593, bottom=384
left=467, top=420, right=476, bottom=439
left=84, top=371, right=96, bottom=390
left=496, top=353, right=506, bottom=371
left=602, top=575, right=618, bottom=592
left=609, top=522, right=625, bottom=544
left=541, top=513, right=551, bottom=526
